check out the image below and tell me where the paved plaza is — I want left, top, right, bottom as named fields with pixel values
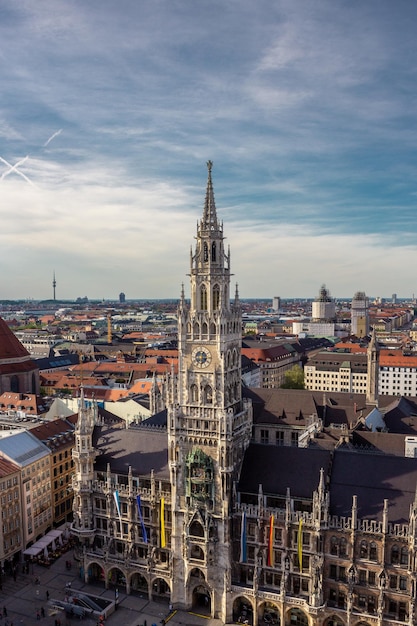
left=0, top=553, right=226, bottom=626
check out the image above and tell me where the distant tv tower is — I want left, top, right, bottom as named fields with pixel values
left=53, top=271, right=56, bottom=301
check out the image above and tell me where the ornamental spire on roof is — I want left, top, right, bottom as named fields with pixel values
left=201, top=160, right=219, bottom=230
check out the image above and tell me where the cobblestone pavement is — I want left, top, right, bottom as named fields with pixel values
left=0, top=552, right=227, bottom=626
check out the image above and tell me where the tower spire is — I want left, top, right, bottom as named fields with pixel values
left=201, top=160, right=218, bottom=230
left=53, top=270, right=56, bottom=301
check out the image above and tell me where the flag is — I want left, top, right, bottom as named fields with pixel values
left=298, top=518, right=303, bottom=571
left=267, top=514, right=274, bottom=567
left=240, top=511, right=247, bottom=563
left=113, top=490, right=122, bottom=529
left=136, top=495, right=148, bottom=544
left=160, top=498, right=166, bottom=548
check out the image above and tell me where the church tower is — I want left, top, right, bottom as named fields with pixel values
left=167, top=162, right=252, bottom=622
left=366, top=327, right=379, bottom=406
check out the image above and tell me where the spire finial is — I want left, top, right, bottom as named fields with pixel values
left=201, top=160, right=218, bottom=229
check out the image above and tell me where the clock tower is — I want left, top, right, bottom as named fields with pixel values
left=167, top=162, right=252, bottom=622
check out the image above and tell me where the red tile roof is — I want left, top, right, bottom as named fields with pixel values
left=0, top=317, right=31, bottom=359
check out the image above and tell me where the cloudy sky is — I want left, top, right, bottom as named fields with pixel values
left=1, top=1, right=417, bottom=301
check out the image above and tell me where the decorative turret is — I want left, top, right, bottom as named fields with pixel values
left=71, top=388, right=98, bottom=542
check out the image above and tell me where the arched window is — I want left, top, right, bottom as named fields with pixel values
left=190, top=544, right=204, bottom=560
left=211, top=241, right=216, bottom=262
left=360, top=540, right=368, bottom=559
left=204, top=385, right=213, bottom=405
left=213, top=285, right=220, bottom=310
left=400, top=546, right=408, bottom=565
left=330, top=536, right=338, bottom=556
left=200, top=285, right=207, bottom=310
left=190, top=385, right=198, bottom=403
left=369, top=542, right=377, bottom=561
left=339, top=537, right=347, bottom=557
left=391, top=545, right=400, bottom=565
left=190, top=521, right=204, bottom=537
left=203, top=242, right=209, bottom=262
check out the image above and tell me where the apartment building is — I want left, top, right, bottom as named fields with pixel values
left=0, top=431, right=52, bottom=548
left=0, top=458, right=22, bottom=570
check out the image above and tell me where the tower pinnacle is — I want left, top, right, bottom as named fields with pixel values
left=201, top=160, right=218, bottom=230
left=53, top=271, right=56, bottom=301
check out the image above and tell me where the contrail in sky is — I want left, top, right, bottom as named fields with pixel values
left=44, top=129, right=63, bottom=147
left=0, top=155, right=35, bottom=186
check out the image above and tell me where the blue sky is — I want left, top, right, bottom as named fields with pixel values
left=1, top=1, right=417, bottom=301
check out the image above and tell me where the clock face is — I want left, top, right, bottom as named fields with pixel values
left=192, top=347, right=212, bottom=368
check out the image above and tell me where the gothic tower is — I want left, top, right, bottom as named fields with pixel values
left=167, top=162, right=252, bottom=622
left=71, top=389, right=98, bottom=546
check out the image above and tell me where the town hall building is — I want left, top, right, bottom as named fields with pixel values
left=71, top=163, right=417, bottom=626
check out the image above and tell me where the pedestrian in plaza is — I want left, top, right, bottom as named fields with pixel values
left=40, top=607, right=45, bottom=618
left=46, top=590, right=49, bottom=601
left=2, top=607, right=7, bottom=617
left=36, top=611, right=40, bottom=621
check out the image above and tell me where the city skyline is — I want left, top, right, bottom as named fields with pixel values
left=1, top=1, right=417, bottom=300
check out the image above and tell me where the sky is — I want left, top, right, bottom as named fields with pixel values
left=1, top=1, right=417, bottom=301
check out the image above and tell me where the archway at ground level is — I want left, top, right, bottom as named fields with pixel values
left=86, top=562, right=105, bottom=587
left=108, top=567, right=126, bottom=590
left=324, top=617, right=345, bottom=626
left=192, top=584, right=211, bottom=615
left=287, top=608, right=308, bottom=626
left=260, top=601, right=280, bottom=625
left=233, top=596, right=253, bottom=625
left=151, top=577, right=170, bottom=603
left=130, top=572, right=148, bottom=595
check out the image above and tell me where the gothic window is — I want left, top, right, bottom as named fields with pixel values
left=400, top=546, right=408, bottom=565
left=210, top=322, right=216, bottom=335
left=330, top=536, right=338, bottom=555
left=211, top=241, right=216, bottom=262
left=359, top=540, right=368, bottom=559
left=190, top=385, right=198, bottom=403
left=190, top=544, right=204, bottom=560
left=189, top=521, right=204, bottom=537
left=202, top=322, right=208, bottom=336
left=200, top=285, right=207, bottom=310
left=193, top=322, right=200, bottom=338
left=369, top=541, right=377, bottom=561
left=203, top=242, right=209, bottom=262
left=213, top=284, right=220, bottom=309
left=391, top=545, right=399, bottom=564
left=204, top=385, right=213, bottom=404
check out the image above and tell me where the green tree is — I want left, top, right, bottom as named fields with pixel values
left=281, top=365, right=304, bottom=389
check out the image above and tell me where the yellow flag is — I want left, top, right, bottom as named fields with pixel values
left=298, top=518, right=303, bottom=571
left=160, top=498, right=166, bottom=548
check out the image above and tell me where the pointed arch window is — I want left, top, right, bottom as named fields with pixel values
left=211, top=241, right=216, bottom=262
left=190, top=384, right=198, bottom=403
left=203, top=242, right=209, bottom=262
left=200, top=285, right=207, bottom=311
left=213, top=285, right=220, bottom=310
left=204, top=385, right=213, bottom=404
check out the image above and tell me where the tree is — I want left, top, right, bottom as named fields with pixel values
left=281, top=365, right=304, bottom=389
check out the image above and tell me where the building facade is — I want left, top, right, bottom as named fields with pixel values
left=71, top=164, right=417, bottom=626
